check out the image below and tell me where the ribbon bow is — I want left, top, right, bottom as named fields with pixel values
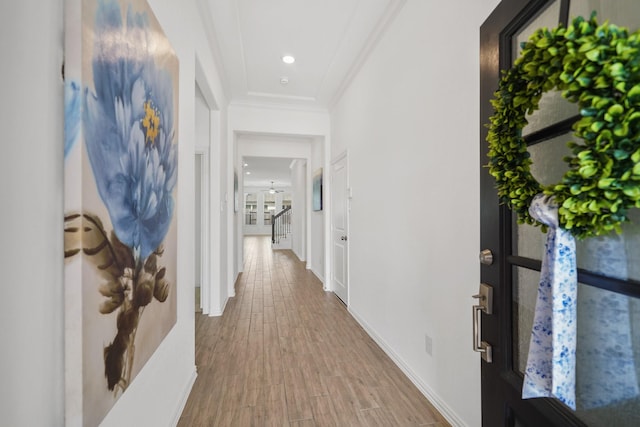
left=522, top=193, right=577, bottom=409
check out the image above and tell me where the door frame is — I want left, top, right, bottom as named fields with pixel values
left=236, top=137, right=317, bottom=272
left=195, top=74, right=214, bottom=316
left=330, top=151, right=349, bottom=304
left=195, top=147, right=211, bottom=315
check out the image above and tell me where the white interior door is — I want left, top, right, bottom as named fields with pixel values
left=331, top=154, right=348, bottom=304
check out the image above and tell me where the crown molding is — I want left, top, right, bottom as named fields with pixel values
left=195, top=0, right=231, bottom=104
left=328, top=0, right=407, bottom=110
left=247, top=91, right=317, bottom=103
left=229, top=99, right=329, bottom=114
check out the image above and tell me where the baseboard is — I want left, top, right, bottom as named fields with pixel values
left=209, top=295, right=229, bottom=317
left=348, top=307, right=467, bottom=427
left=171, top=366, right=197, bottom=426
left=310, top=266, right=324, bottom=284
left=292, top=248, right=305, bottom=262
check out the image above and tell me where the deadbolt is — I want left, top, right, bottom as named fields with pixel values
left=479, top=249, right=494, bottom=265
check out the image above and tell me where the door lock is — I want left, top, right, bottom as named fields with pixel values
left=472, top=283, right=493, bottom=363
left=479, top=249, right=494, bottom=265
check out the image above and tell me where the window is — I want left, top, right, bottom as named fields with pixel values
left=244, top=193, right=257, bottom=225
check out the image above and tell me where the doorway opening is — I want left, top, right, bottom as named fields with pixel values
left=241, top=156, right=302, bottom=254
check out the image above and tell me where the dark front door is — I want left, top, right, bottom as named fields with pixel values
left=480, top=0, right=640, bottom=425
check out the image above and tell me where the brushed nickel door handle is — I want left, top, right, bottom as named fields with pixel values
left=472, top=283, right=493, bottom=363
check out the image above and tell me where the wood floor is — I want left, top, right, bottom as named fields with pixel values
left=178, top=236, right=450, bottom=426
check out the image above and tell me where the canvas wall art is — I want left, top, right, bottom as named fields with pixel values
left=63, top=0, right=179, bottom=425
left=313, top=168, right=323, bottom=211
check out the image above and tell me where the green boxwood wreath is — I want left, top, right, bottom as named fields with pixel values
left=487, top=13, right=640, bottom=239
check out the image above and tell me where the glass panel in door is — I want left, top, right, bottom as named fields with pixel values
left=514, top=0, right=579, bottom=137
left=513, top=266, right=640, bottom=426
left=569, top=0, right=640, bottom=31
left=513, top=134, right=640, bottom=282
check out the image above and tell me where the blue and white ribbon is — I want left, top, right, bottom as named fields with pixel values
left=522, top=194, right=577, bottom=409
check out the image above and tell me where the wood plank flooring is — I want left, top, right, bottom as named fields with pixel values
left=178, top=236, right=450, bottom=426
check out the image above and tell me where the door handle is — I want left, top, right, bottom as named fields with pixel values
left=340, top=236, right=347, bottom=241
left=472, top=283, right=493, bottom=363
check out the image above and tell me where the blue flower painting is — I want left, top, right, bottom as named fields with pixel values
left=63, top=0, right=178, bottom=425
left=84, top=1, right=177, bottom=261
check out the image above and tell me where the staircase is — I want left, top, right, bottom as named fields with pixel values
left=271, top=207, right=292, bottom=250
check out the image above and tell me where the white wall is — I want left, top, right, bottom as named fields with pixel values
left=330, top=0, right=499, bottom=425
left=229, top=104, right=330, bottom=137
left=0, top=1, right=65, bottom=425
left=0, top=0, right=228, bottom=425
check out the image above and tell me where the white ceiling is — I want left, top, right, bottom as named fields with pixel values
left=242, top=156, right=295, bottom=189
left=203, top=0, right=404, bottom=109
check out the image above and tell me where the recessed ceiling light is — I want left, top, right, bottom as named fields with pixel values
left=243, top=163, right=248, bottom=167
left=245, top=171, right=251, bottom=175
left=280, top=77, right=289, bottom=85
left=282, top=55, right=295, bottom=64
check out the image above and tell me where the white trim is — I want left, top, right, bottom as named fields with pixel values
left=323, top=137, right=331, bottom=293
left=310, top=266, right=325, bottom=284
left=194, top=0, right=230, bottom=101
left=208, top=294, right=229, bottom=317
left=348, top=307, right=467, bottom=427
left=170, top=366, right=198, bottom=427
left=293, top=247, right=305, bottom=263
left=194, top=148, right=210, bottom=315
left=226, top=117, right=236, bottom=302
left=237, top=135, right=313, bottom=273
left=247, top=91, right=317, bottom=102
left=229, top=99, right=328, bottom=114
left=195, top=65, right=225, bottom=316
left=210, top=108, right=223, bottom=311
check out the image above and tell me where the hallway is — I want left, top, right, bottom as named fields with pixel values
left=178, top=236, right=449, bottom=426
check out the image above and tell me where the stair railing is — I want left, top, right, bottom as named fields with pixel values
left=272, top=207, right=292, bottom=244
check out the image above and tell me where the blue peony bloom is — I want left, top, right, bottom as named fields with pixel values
left=84, top=0, right=177, bottom=261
